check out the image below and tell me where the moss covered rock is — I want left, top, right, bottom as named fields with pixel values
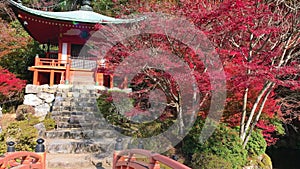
left=15, top=104, right=35, bottom=121
left=244, top=154, right=272, bottom=169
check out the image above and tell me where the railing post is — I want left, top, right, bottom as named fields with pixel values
left=65, top=56, right=70, bottom=85
left=95, top=71, right=99, bottom=86
left=127, top=142, right=132, bottom=149
left=35, top=54, right=39, bottom=66
left=113, top=138, right=123, bottom=169
left=138, top=140, right=144, bottom=149
left=35, top=138, right=45, bottom=152
left=115, top=138, right=123, bottom=151
left=35, top=138, right=46, bottom=169
left=7, top=141, right=15, bottom=152
left=60, top=72, right=65, bottom=84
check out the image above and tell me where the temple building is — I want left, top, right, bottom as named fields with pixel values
left=9, top=0, right=133, bottom=88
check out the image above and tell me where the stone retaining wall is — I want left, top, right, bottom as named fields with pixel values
left=23, top=84, right=112, bottom=120
left=23, top=84, right=71, bottom=120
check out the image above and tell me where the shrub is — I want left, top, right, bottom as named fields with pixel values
left=182, top=118, right=247, bottom=169
left=43, top=113, right=56, bottom=131
left=0, top=115, right=39, bottom=155
left=192, top=152, right=233, bottom=169
left=245, top=129, right=267, bottom=157
left=96, top=90, right=174, bottom=138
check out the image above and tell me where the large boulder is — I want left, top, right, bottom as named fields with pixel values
left=25, top=84, right=39, bottom=94
left=37, top=92, right=55, bottom=103
left=34, top=123, right=46, bottom=137
left=243, top=154, right=273, bottom=169
left=24, top=94, right=43, bottom=106
left=34, top=103, right=51, bottom=120
left=39, top=84, right=50, bottom=89
left=16, top=104, right=35, bottom=121
left=40, top=86, right=56, bottom=94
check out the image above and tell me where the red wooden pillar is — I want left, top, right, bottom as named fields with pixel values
left=50, top=70, right=54, bottom=86
left=97, top=73, right=104, bottom=86
left=60, top=72, right=65, bottom=84
left=123, top=76, right=127, bottom=89
left=110, top=75, right=114, bottom=88
left=33, top=70, right=38, bottom=85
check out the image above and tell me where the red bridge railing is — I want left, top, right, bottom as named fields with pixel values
left=112, top=139, right=191, bottom=169
left=0, top=138, right=190, bottom=169
left=0, top=139, right=46, bottom=169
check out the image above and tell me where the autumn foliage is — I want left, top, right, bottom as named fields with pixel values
left=99, top=0, right=300, bottom=146
left=0, top=69, right=26, bottom=104
left=0, top=0, right=298, bottom=149
left=0, top=19, right=29, bottom=58
left=0, top=18, right=27, bottom=106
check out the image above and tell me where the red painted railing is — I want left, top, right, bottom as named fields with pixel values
left=113, top=149, right=191, bottom=169
left=0, top=139, right=46, bottom=169
left=0, top=151, right=46, bottom=169
left=112, top=139, right=191, bottom=169
left=1, top=138, right=189, bottom=169
left=35, top=57, right=69, bottom=67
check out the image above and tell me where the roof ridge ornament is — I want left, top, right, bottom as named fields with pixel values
left=80, top=0, right=93, bottom=11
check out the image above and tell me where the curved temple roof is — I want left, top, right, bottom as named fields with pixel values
left=8, top=0, right=142, bottom=24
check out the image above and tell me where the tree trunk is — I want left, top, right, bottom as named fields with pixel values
left=242, top=83, right=275, bottom=148
left=241, top=81, right=273, bottom=141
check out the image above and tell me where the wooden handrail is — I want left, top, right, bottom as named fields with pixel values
left=114, top=149, right=191, bottom=169
left=35, top=58, right=69, bottom=67
left=0, top=151, right=45, bottom=169
left=152, top=154, right=190, bottom=169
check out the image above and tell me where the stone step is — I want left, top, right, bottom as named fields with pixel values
left=45, top=129, right=117, bottom=139
left=52, top=106, right=98, bottom=112
left=51, top=111, right=95, bottom=116
left=47, top=153, right=111, bottom=169
left=47, top=154, right=94, bottom=169
left=55, top=123, right=112, bottom=130
left=70, top=93, right=97, bottom=97
left=92, top=121, right=114, bottom=130
left=52, top=116, right=104, bottom=125
left=93, top=129, right=118, bottom=139
left=71, top=106, right=98, bottom=112
left=53, top=99, right=97, bottom=107
left=54, top=91, right=97, bottom=98
left=71, top=85, right=97, bottom=91
left=46, top=138, right=115, bottom=154
left=45, top=129, right=94, bottom=139
left=72, top=80, right=95, bottom=86
left=52, top=114, right=96, bottom=123
left=56, top=122, right=95, bottom=129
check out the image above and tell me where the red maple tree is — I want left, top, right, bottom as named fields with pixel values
left=178, top=0, right=300, bottom=145
left=0, top=17, right=28, bottom=107
left=91, top=0, right=300, bottom=146
left=0, top=69, right=26, bottom=105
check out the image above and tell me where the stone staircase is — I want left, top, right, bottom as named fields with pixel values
left=71, top=71, right=96, bottom=86
left=45, top=85, right=118, bottom=168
